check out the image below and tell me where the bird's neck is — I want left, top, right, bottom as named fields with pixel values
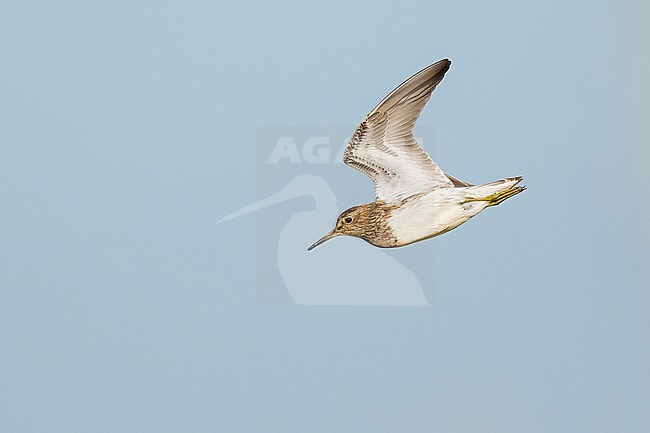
left=358, top=201, right=399, bottom=248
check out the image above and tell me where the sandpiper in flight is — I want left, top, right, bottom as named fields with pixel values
left=307, top=59, right=525, bottom=251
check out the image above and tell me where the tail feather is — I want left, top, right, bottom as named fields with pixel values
left=464, top=177, right=525, bottom=207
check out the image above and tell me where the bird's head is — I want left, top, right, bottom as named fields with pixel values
left=307, top=204, right=383, bottom=250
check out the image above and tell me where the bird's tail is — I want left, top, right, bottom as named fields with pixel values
left=464, top=177, right=525, bottom=207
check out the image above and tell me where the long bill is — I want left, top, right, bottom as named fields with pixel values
left=307, top=231, right=340, bottom=251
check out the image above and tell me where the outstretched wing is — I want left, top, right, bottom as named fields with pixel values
left=343, top=59, right=455, bottom=204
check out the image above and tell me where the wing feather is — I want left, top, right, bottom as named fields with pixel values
left=343, top=59, right=455, bottom=204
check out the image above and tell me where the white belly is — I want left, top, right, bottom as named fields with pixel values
left=387, top=189, right=487, bottom=245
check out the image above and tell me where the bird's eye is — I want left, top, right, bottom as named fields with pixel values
left=344, top=217, right=352, bottom=223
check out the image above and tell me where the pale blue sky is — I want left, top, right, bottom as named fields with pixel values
left=1, top=1, right=648, bottom=432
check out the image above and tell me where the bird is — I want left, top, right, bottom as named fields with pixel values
left=308, top=59, right=524, bottom=251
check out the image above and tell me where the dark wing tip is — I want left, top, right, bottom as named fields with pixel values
left=369, top=58, right=453, bottom=116
left=432, top=58, right=451, bottom=76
